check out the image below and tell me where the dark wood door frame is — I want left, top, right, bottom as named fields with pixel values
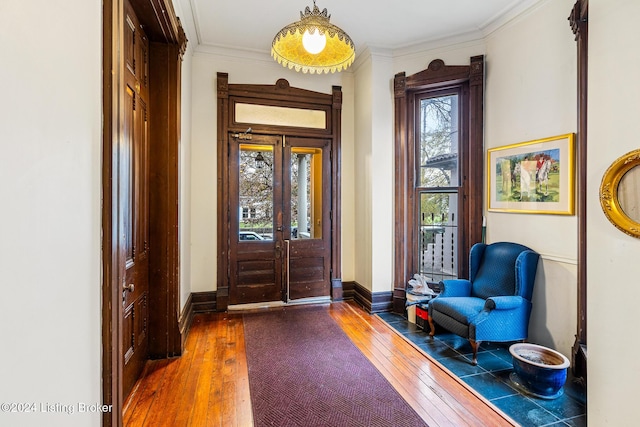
left=216, top=74, right=343, bottom=310
left=569, top=0, right=588, bottom=383
left=393, top=57, right=484, bottom=313
left=102, top=1, right=187, bottom=425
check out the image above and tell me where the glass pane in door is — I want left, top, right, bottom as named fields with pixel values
left=418, top=192, right=458, bottom=282
left=290, top=147, right=322, bottom=240
left=238, top=145, right=274, bottom=241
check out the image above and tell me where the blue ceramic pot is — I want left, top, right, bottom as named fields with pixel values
left=509, top=343, right=570, bottom=399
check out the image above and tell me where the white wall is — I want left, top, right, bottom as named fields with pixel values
left=588, top=0, right=640, bottom=424
left=484, top=0, right=578, bottom=357
left=352, top=48, right=396, bottom=293
left=353, top=52, right=374, bottom=290
left=189, top=48, right=356, bottom=292
left=0, top=1, right=102, bottom=426
left=174, top=0, right=195, bottom=309
left=369, top=53, right=395, bottom=294
left=180, top=51, right=193, bottom=309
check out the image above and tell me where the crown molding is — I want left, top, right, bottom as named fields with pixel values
left=190, top=0, right=544, bottom=69
left=175, top=0, right=200, bottom=46
left=194, top=43, right=274, bottom=63
left=481, top=0, right=547, bottom=38
left=351, top=0, right=543, bottom=63
left=351, top=45, right=393, bottom=72
left=390, top=30, right=486, bottom=61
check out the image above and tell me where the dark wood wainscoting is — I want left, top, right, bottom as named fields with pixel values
left=178, top=291, right=218, bottom=346
left=191, top=291, right=218, bottom=313
left=343, top=281, right=393, bottom=314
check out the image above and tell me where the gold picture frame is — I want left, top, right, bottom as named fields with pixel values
left=487, top=133, right=575, bottom=214
left=599, top=149, right=640, bottom=238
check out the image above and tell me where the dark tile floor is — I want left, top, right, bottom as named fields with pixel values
left=377, top=311, right=587, bottom=427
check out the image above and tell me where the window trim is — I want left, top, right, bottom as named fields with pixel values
left=393, top=57, right=484, bottom=313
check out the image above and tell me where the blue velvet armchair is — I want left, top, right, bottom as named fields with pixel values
left=427, top=242, right=540, bottom=365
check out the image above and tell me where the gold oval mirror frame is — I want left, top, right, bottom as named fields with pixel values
left=599, top=149, right=640, bottom=238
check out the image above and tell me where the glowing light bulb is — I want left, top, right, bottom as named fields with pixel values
left=302, top=29, right=326, bottom=54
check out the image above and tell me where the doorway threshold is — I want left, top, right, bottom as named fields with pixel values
left=227, top=296, right=331, bottom=312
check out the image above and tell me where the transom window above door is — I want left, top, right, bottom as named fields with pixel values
left=217, top=74, right=344, bottom=309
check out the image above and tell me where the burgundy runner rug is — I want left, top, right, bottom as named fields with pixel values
left=243, top=305, right=429, bottom=427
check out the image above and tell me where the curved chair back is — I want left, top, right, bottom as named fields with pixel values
left=470, top=242, right=534, bottom=300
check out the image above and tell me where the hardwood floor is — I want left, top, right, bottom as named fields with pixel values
left=124, top=301, right=515, bottom=426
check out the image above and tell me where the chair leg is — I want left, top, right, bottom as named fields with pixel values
left=469, top=340, right=481, bottom=365
left=427, top=316, right=436, bottom=339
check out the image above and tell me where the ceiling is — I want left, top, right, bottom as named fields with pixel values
left=181, top=0, right=541, bottom=56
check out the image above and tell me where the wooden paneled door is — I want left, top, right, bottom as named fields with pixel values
left=103, top=0, right=186, bottom=423
left=229, top=134, right=332, bottom=305
left=217, top=76, right=343, bottom=312
left=121, top=0, right=150, bottom=397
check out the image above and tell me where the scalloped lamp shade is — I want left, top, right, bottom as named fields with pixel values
left=271, top=2, right=355, bottom=74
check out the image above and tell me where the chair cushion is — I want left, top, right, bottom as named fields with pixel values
left=430, top=297, right=485, bottom=325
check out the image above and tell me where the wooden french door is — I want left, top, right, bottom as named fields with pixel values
left=121, top=0, right=150, bottom=397
left=229, top=134, right=332, bottom=305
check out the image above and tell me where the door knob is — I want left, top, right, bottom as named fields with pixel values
left=123, top=283, right=135, bottom=293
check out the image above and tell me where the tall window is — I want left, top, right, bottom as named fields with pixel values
left=417, top=92, right=460, bottom=282
left=393, top=57, right=484, bottom=313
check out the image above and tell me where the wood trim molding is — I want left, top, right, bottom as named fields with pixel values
left=216, top=73, right=230, bottom=311
left=102, top=2, right=121, bottom=425
left=341, top=280, right=355, bottom=301
left=393, top=70, right=409, bottom=314
left=132, top=0, right=187, bottom=50
left=178, top=291, right=219, bottom=349
left=147, top=40, right=183, bottom=359
left=343, top=281, right=393, bottom=314
left=331, top=85, right=343, bottom=294
left=393, top=56, right=484, bottom=315
left=178, top=293, right=195, bottom=350
left=192, top=291, right=218, bottom=313
left=467, top=56, right=485, bottom=266
left=331, top=279, right=344, bottom=301
left=569, top=0, right=588, bottom=383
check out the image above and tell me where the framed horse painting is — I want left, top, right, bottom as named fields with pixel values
left=487, top=133, right=575, bottom=214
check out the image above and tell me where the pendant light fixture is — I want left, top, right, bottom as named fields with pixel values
left=271, top=1, right=355, bottom=74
